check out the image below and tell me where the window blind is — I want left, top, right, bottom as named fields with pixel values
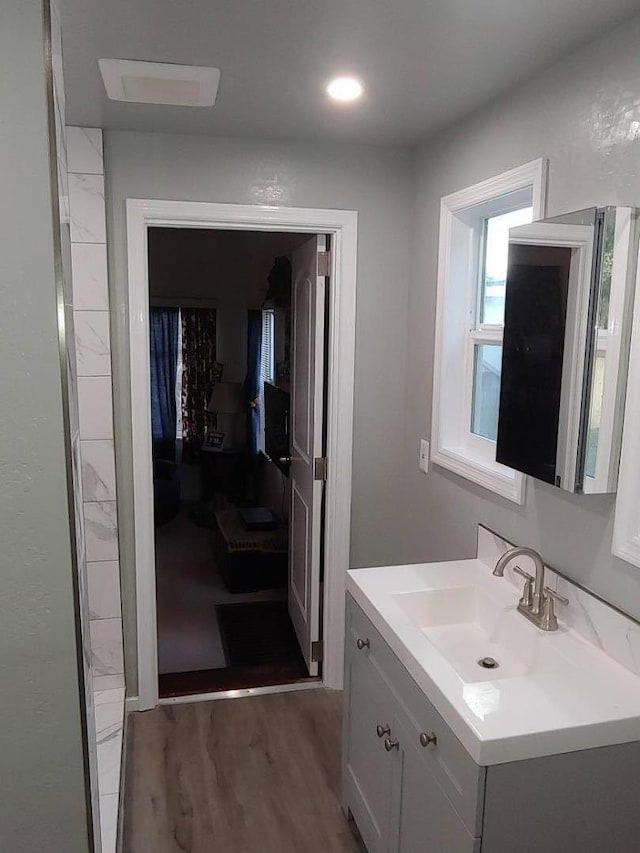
left=261, top=309, right=275, bottom=383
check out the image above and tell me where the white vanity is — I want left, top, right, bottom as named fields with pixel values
left=342, top=527, right=640, bottom=852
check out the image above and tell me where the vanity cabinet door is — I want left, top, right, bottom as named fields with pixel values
left=343, top=626, right=396, bottom=853
left=392, top=712, right=480, bottom=853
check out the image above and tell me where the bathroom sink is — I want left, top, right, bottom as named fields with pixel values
left=393, top=585, right=484, bottom=628
left=393, top=584, right=561, bottom=683
left=347, top=555, right=640, bottom=766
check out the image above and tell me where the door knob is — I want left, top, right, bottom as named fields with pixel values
left=356, top=638, right=370, bottom=650
left=384, top=737, right=399, bottom=752
left=376, top=724, right=390, bottom=738
left=419, top=731, right=437, bottom=748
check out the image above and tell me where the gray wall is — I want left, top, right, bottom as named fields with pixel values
left=105, top=132, right=414, bottom=690
left=400, top=17, right=640, bottom=618
left=0, top=1, right=90, bottom=850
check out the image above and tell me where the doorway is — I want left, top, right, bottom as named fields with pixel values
left=127, top=200, right=357, bottom=710
left=148, top=228, right=322, bottom=697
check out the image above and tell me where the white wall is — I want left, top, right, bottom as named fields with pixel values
left=105, top=132, right=414, bottom=690
left=401, top=17, right=640, bottom=618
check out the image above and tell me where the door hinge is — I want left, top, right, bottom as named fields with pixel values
left=317, top=251, right=331, bottom=277
left=314, top=457, right=328, bottom=481
left=311, top=640, right=323, bottom=662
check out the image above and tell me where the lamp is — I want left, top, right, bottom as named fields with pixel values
left=205, top=381, right=245, bottom=450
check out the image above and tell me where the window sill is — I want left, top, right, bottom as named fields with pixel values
left=431, top=445, right=526, bottom=505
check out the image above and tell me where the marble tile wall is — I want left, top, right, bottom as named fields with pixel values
left=67, top=126, right=125, bottom=694
left=95, top=687, right=125, bottom=853
left=67, top=124, right=126, bottom=852
left=477, top=524, right=640, bottom=678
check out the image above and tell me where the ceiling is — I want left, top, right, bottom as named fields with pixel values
left=62, top=0, right=639, bottom=147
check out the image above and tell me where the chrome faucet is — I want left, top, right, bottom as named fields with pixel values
left=493, top=546, right=568, bottom=631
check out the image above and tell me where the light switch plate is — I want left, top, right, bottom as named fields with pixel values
left=419, top=439, right=429, bottom=474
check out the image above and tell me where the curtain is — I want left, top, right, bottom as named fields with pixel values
left=245, top=310, right=263, bottom=455
left=149, top=307, right=179, bottom=460
left=181, top=308, right=219, bottom=460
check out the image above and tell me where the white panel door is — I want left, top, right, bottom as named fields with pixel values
left=289, top=235, right=327, bottom=676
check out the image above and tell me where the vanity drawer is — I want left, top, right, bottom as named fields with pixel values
left=346, top=595, right=396, bottom=672
left=346, top=595, right=485, bottom=837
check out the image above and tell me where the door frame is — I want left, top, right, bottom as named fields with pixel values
left=126, top=198, right=357, bottom=710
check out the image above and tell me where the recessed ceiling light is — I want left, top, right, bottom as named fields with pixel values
left=98, top=59, right=220, bottom=106
left=326, top=77, right=363, bottom=103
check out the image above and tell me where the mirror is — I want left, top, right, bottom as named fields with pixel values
left=496, top=206, right=639, bottom=494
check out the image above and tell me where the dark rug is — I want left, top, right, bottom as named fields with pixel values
left=217, top=600, right=306, bottom=668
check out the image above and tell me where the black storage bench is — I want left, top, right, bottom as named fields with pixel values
left=212, top=509, right=288, bottom=593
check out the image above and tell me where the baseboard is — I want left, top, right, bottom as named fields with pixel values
left=125, top=694, right=140, bottom=713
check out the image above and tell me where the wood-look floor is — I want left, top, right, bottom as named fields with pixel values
left=122, top=689, right=364, bottom=853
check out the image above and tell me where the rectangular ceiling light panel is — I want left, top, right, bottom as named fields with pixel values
left=98, top=59, right=220, bottom=106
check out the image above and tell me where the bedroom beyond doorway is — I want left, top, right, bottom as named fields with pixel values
left=147, top=227, right=323, bottom=698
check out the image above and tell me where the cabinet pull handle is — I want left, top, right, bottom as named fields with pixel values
left=376, top=724, right=390, bottom=738
left=356, top=638, right=370, bottom=650
left=419, top=731, right=437, bottom=748
left=384, top=736, right=399, bottom=752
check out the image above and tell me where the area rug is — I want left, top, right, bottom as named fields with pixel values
left=217, top=600, right=306, bottom=668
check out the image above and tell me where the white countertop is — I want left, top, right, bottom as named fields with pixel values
left=347, top=559, right=640, bottom=766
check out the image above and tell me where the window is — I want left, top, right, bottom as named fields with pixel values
left=261, top=308, right=275, bottom=384
left=431, top=159, right=546, bottom=504
left=469, top=206, right=532, bottom=442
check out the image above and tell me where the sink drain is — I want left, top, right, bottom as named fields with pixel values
left=477, top=656, right=499, bottom=669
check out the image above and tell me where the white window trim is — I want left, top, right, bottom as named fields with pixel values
left=431, top=158, right=547, bottom=504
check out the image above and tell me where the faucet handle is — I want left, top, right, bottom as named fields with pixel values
left=513, top=565, right=534, bottom=609
left=513, top=565, right=533, bottom=581
left=540, top=586, right=569, bottom=631
left=544, top=586, right=569, bottom=606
